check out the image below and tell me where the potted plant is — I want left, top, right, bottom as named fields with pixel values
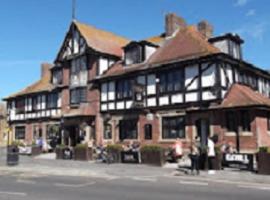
left=107, top=144, right=123, bottom=163
left=74, top=144, right=92, bottom=161
left=140, top=145, right=165, bottom=166
left=55, top=144, right=68, bottom=160
left=257, top=146, right=270, bottom=175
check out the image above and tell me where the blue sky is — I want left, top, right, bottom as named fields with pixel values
left=0, top=0, right=269, bottom=100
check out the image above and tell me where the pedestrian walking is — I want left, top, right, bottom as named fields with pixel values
left=207, top=136, right=216, bottom=172
left=190, top=141, right=200, bottom=175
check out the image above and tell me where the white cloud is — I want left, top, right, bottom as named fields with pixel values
left=246, top=9, right=256, bottom=17
left=234, top=0, right=248, bottom=7
left=233, top=22, right=268, bottom=41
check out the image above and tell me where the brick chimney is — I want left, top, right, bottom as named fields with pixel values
left=165, top=13, right=187, bottom=37
left=197, top=20, right=213, bottom=39
left=41, top=63, right=52, bottom=79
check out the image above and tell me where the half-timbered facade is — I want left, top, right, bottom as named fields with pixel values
left=96, top=14, right=270, bottom=153
left=4, top=13, right=270, bottom=153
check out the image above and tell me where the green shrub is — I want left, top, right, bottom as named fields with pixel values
left=141, top=145, right=164, bottom=152
left=56, top=144, right=68, bottom=149
left=74, top=143, right=88, bottom=149
left=259, top=146, right=270, bottom=153
left=107, top=144, right=123, bottom=152
left=11, top=140, right=25, bottom=147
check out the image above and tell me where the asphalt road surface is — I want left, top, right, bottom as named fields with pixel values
left=0, top=171, right=269, bottom=200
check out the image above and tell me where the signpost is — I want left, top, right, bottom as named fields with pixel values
left=222, top=153, right=254, bottom=171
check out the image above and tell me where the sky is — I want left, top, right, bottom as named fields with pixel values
left=0, top=0, right=270, bottom=100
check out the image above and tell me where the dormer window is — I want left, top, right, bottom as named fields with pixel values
left=209, top=33, right=244, bottom=60
left=70, top=56, right=87, bottom=86
left=124, top=41, right=157, bottom=65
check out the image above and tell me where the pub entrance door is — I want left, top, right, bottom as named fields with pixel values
left=195, top=118, right=210, bottom=147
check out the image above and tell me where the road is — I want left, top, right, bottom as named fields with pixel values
left=0, top=171, right=269, bottom=200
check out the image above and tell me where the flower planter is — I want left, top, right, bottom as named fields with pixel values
left=74, top=147, right=93, bottom=161
left=31, top=146, right=42, bottom=156
left=108, top=149, right=121, bottom=163
left=257, top=152, right=270, bottom=175
left=141, top=150, right=165, bottom=166
left=55, top=147, right=65, bottom=160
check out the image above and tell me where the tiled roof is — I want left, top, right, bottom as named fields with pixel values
left=74, top=21, right=130, bottom=57
left=148, top=26, right=219, bottom=65
left=220, top=84, right=270, bottom=108
left=99, top=26, right=220, bottom=79
left=145, top=35, right=165, bottom=45
left=4, top=64, right=53, bottom=99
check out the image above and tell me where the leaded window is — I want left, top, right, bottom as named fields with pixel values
left=162, top=116, right=185, bottom=139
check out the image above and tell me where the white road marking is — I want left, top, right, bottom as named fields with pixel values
left=0, top=191, right=27, bottom=196
left=17, top=179, right=36, bottom=184
left=180, top=180, right=209, bottom=186
left=54, top=181, right=96, bottom=188
left=132, top=177, right=157, bottom=182
left=238, top=185, right=270, bottom=191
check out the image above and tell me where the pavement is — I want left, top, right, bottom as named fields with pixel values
left=1, top=147, right=270, bottom=199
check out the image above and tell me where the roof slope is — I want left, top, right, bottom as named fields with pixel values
left=221, top=84, right=270, bottom=108
left=148, top=26, right=219, bottom=65
left=100, top=26, right=220, bottom=79
left=74, top=21, right=130, bottom=57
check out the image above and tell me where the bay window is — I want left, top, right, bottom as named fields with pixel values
left=70, top=56, right=88, bottom=86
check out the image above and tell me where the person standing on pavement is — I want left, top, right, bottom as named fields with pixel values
left=190, top=141, right=200, bottom=175
left=207, top=136, right=216, bottom=171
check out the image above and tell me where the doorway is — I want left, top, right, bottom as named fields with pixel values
left=195, top=119, right=210, bottom=147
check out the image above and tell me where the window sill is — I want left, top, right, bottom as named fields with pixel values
left=224, top=132, right=236, bottom=136
left=70, top=104, right=80, bottom=109
left=240, top=131, right=253, bottom=136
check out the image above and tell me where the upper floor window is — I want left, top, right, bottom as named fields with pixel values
left=124, top=45, right=142, bottom=65
left=32, top=96, right=38, bottom=111
left=52, top=69, right=63, bottom=85
left=47, top=93, right=59, bottom=109
left=70, top=87, right=87, bottom=105
left=159, top=69, right=184, bottom=93
left=116, top=79, right=133, bottom=99
left=16, top=99, right=25, bottom=114
left=70, top=56, right=87, bottom=86
left=162, top=116, right=185, bottom=139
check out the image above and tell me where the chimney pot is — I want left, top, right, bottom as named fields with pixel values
left=197, top=20, right=213, bottom=39
left=165, top=13, right=187, bottom=37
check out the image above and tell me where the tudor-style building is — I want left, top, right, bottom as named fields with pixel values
left=4, top=13, right=270, bottom=153
left=4, top=21, right=129, bottom=147
left=96, top=14, right=270, bottom=153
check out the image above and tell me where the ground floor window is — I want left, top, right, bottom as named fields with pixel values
left=226, top=111, right=237, bottom=132
left=144, top=124, right=152, bottom=140
left=15, top=126, right=25, bottom=140
left=119, top=120, right=137, bottom=140
left=241, top=110, right=251, bottom=132
left=162, top=116, right=185, bottom=139
left=267, top=113, right=270, bottom=131
left=104, top=123, right=112, bottom=139
left=46, top=124, right=60, bottom=139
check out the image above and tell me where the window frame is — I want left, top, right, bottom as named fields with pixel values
left=241, top=110, right=251, bottom=132
left=119, top=119, right=138, bottom=140
left=70, top=87, right=87, bottom=105
left=162, top=116, right=185, bottom=139
left=15, top=126, right=26, bottom=140
left=144, top=124, right=152, bottom=140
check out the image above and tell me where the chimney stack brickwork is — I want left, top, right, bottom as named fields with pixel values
left=41, top=63, right=52, bottom=79
left=197, top=20, right=213, bottom=39
left=165, top=13, right=187, bottom=37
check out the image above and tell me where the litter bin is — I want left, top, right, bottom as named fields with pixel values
left=7, top=146, right=19, bottom=166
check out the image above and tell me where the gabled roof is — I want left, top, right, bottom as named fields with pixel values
left=148, top=26, right=219, bottom=65
left=4, top=64, right=53, bottom=100
left=220, top=84, right=270, bottom=108
left=74, top=21, right=130, bottom=57
left=98, top=26, right=220, bottom=79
